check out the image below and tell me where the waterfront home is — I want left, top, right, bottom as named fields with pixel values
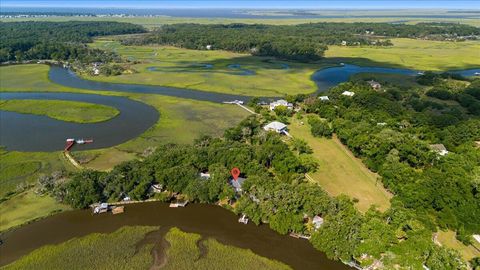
left=318, top=96, right=330, bottom=101
left=430, top=144, right=449, bottom=156
left=341, top=91, right=355, bottom=97
left=229, top=177, right=246, bottom=193
left=368, top=80, right=382, bottom=90
left=263, top=121, right=288, bottom=134
left=312, top=215, right=324, bottom=230
left=269, top=99, right=293, bottom=111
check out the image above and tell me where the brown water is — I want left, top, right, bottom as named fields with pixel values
left=0, top=202, right=351, bottom=270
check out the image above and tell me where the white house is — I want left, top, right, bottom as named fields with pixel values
left=312, top=215, right=324, bottom=230
left=341, top=40, right=347, bottom=46
left=430, top=144, right=449, bottom=156
left=206, top=45, right=213, bottom=50
left=368, top=80, right=382, bottom=90
left=341, top=91, right=355, bottom=97
left=263, top=121, right=287, bottom=134
left=318, top=96, right=330, bottom=101
left=93, top=68, right=100, bottom=75
left=269, top=99, right=293, bottom=111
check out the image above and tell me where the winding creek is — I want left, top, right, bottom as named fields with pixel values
left=1, top=64, right=479, bottom=268
left=0, top=92, right=159, bottom=151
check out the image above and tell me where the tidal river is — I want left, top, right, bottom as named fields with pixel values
left=0, top=202, right=351, bottom=270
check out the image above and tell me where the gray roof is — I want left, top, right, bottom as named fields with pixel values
left=263, top=121, right=287, bottom=131
left=230, top=177, right=246, bottom=191
left=430, top=144, right=447, bottom=152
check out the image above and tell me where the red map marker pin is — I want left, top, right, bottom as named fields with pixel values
left=231, top=167, right=240, bottom=181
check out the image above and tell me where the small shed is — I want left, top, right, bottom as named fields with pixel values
left=318, top=96, right=330, bottom=101
left=341, top=91, right=355, bottom=97
left=430, top=144, right=449, bottom=156
left=263, top=121, right=287, bottom=134
left=200, top=172, right=211, bottom=179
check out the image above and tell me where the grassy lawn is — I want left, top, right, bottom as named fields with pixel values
left=2, top=226, right=157, bottom=270
left=436, top=230, right=480, bottom=261
left=325, top=38, right=480, bottom=71
left=86, top=39, right=322, bottom=97
left=0, top=190, right=70, bottom=232
left=289, top=117, right=392, bottom=212
left=0, top=99, right=119, bottom=123
left=162, top=227, right=291, bottom=270
left=0, top=149, right=77, bottom=198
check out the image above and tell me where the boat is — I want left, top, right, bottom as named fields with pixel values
left=222, top=100, right=244, bottom=105
left=238, top=214, right=248, bottom=224
left=111, top=206, right=125, bottom=215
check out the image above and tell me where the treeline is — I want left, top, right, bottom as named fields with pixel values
left=304, top=77, right=480, bottom=242
left=0, top=21, right=146, bottom=63
left=122, top=22, right=479, bottom=61
left=45, top=112, right=471, bottom=268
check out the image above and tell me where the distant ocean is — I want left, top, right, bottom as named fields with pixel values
left=0, top=7, right=478, bottom=19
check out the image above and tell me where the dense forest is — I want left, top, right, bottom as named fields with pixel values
left=40, top=76, right=480, bottom=269
left=123, top=22, right=480, bottom=61
left=0, top=21, right=146, bottom=63
left=303, top=75, right=480, bottom=239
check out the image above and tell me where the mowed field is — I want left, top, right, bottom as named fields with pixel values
left=289, top=117, right=392, bottom=212
left=3, top=226, right=290, bottom=269
left=436, top=230, right=480, bottom=261
left=87, top=38, right=321, bottom=97
left=325, top=38, right=480, bottom=71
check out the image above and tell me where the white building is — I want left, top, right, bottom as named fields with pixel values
left=269, top=99, right=293, bottom=111
left=263, top=121, right=287, bottom=134
left=341, top=91, right=355, bottom=97
left=312, top=215, right=324, bottom=230
left=318, top=96, right=330, bottom=101
left=473, top=234, right=480, bottom=244
left=200, top=172, right=211, bottom=179
left=430, top=144, right=449, bottom=156
left=368, top=80, right=382, bottom=90
left=341, top=40, right=347, bottom=46
left=206, top=45, right=213, bottom=50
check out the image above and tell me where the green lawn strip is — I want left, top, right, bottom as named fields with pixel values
left=85, top=40, right=322, bottom=97
left=436, top=230, right=480, bottom=262
left=0, top=99, right=119, bottom=124
left=289, top=117, right=392, bottom=212
left=162, top=228, right=291, bottom=270
left=0, top=190, right=70, bottom=232
left=2, top=226, right=157, bottom=270
left=325, top=38, right=480, bottom=71
left=0, top=150, right=77, bottom=198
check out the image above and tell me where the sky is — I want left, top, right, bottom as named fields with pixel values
left=1, top=0, right=479, bottom=10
